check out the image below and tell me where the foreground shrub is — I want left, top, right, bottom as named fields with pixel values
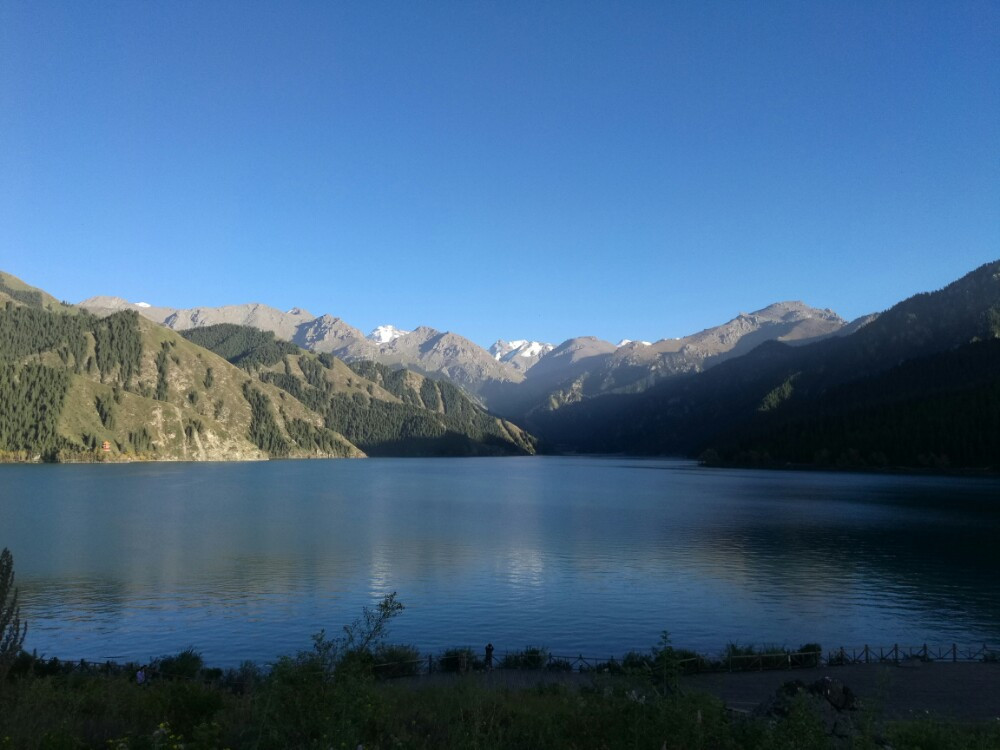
left=154, top=647, right=204, bottom=680
left=0, top=547, right=27, bottom=681
left=500, top=646, right=548, bottom=670
left=374, top=643, right=422, bottom=678
left=437, top=646, right=484, bottom=673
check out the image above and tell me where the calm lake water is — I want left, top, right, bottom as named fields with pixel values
left=1, top=457, right=998, bottom=667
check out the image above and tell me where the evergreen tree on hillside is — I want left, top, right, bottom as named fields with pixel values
left=180, top=324, right=299, bottom=370
left=242, top=383, right=291, bottom=457
left=0, top=363, right=73, bottom=459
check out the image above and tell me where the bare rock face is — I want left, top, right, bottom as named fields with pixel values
left=375, top=327, right=524, bottom=391
left=293, top=314, right=377, bottom=358
left=162, top=303, right=315, bottom=343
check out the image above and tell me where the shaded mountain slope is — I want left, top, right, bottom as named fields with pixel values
left=708, top=338, right=1000, bottom=469
left=485, top=302, right=859, bottom=422
left=533, top=260, right=1000, bottom=469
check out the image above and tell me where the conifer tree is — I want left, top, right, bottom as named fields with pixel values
left=0, top=547, right=26, bottom=679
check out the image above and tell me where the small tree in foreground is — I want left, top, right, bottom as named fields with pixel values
left=276, top=592, right=405, bottom=683
left=1, top=547, right=27, bottom=679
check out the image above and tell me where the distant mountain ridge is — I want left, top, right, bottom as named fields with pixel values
left=79, top=295, right=861, bottom=415
left=481, top=301, right=867, bottom=421
left=16, top=259, right=1000, bottom=470
left=530, top=259, right=1000, bottom=470
left=79, top=296, right=524, bottom=397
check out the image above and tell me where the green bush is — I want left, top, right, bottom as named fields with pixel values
left=155, top=648, right=204, bottom=680
left=373, top=644, right=422, bottom=678
left=436, top=647, right=483, bottom=673
left=500, top=646, right=548, bottom=670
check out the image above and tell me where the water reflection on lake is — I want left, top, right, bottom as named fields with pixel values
left=1, top=458, right=998, bottom=666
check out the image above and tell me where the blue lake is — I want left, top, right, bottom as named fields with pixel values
left=1, top=457, right=998, bottom=666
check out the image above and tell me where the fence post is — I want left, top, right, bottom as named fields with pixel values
left=864, top=645, right=869, bottom=664
left=953, top=644, right=957, bottom=663
left=428, top=654, right=433, bottom=675
left=893, top=644, right=899, bottom=663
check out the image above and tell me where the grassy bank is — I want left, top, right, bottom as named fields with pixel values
left=2, top=593, right=998, bottom=748
left=3, top=648, right=1000, bottom=749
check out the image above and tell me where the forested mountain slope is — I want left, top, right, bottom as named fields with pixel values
left=180, top=325, right=536, bottom=457
left=0, top=303, right=361, bottom=461
left=533, top=260, right=1000, bottom=470
left=1, top=274, right=535, bottom=461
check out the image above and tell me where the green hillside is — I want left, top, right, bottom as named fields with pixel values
left=0, top=300, right=361, bottom=462
left=0, top=271, right=77, bottom=314
left=182, top=325, right=536, bottom=457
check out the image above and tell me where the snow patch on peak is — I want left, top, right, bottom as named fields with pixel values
left=490, top=339, right=555, bottom=366
left=135, top=302, right=151, bottom=308
left=617, top=339, right=651, bottom=347
left=368, top=325, right=410, bottom=344
left=516, top=341, right=551, bottom=358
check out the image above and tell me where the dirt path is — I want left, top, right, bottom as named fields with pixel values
left=405, top=663, right=1000, bottom=723
left=680, top=663, right=1000, bottom=722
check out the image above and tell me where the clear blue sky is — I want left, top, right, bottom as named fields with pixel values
left=2, top=1, right=997, bottom=347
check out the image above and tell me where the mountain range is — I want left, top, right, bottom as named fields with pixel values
left=79, top=293, right=872, bottom=423
left=530, top=260, right=1000, bottom=469
left=0, top=272, right=534, bottom=462
left=5, top=259, right=997, bottom=470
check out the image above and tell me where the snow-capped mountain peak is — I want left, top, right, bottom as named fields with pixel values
left=617, top=339, right=652, bottom=347
left=368, top=325, right=410, bottom=344
left=135, top=302, right=151, bottom=308
left=489, top=339, right=555, bottom=372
